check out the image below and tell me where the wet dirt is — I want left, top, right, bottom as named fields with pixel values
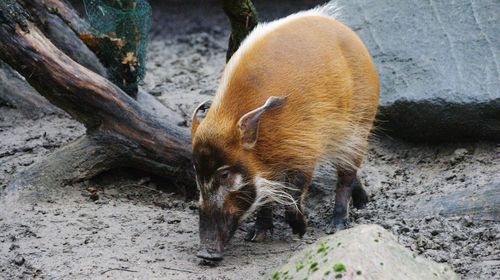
left=1, top=1, right=499, bottom=279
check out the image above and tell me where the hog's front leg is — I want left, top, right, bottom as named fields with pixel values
left=245, top=204, right=273, bottom=242
left=285, top=203, right=307, bottom=237
left=284, top=170, right=311, bottom=237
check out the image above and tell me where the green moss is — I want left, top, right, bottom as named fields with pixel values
left=272, top=271, right=280, bottom=280
left=333, top=263, right=346, bottom=272
left=317, top=242, right=330, bottom=254
left=309, top=261, right=319, bottom=272
left=374, top=239, right=379, bottom=243
left=296, top=262, right=305, bottom=272
left=324, top=270, right=331, bottom=276
left=335, top=273, right=343, bottom=279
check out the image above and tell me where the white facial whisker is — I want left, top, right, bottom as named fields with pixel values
left=254, top=176, right=300, bottom=212
left=240, top=175, right=301, bottom=223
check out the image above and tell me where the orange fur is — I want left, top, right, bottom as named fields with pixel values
left=193, top=13, right=379, bottom=183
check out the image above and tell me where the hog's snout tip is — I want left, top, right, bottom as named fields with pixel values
left=196, top=248, right=223, bottom=261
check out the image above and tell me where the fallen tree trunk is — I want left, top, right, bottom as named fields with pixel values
left=0, top=3, right=196, bottom=196
left=0, top=0, right=104, bottom=116
left=1, top=0, right=260, bottom=197
left=19, top=0, right=106, bottom=75
left=7, top=132, right=194, bottom=195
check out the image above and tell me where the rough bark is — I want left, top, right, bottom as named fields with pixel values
left=6, top=135, right=122, bottom=192
left=0, top=0, right=260, bottom=196
left=0, top=0, right=104, bottom=116
left=0, top=5, right=195, bottom=196
left=221, top=0, right=258, bottom=61
left=18, top=0, right=106, bottom=75
left=6, top=131, right=192, bottom=196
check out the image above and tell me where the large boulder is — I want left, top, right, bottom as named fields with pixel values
left=267, top=224, right=458, bottom=280
left=339, top=0, right=500, bottom=142
left=413, top=181, right=500, bottom=221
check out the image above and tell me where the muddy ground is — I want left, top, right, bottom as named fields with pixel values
left=1, top=1, right=499, bottom=279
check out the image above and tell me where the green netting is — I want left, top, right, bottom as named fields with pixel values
left=83, top=0, right=151, bottom=87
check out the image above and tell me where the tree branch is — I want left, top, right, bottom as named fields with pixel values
left=221, top=0, right=258, bottom=61
left=18, top=0, right=106, bottom=75
left=0, top=12, right=195, bottom=195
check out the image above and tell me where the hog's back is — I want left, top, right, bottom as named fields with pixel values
left=210, top=14, right=379, bottom=170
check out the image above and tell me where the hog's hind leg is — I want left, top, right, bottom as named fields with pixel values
left=326, top=169, right=368, bottom=234
left=351, top=176, right=369, bottom=209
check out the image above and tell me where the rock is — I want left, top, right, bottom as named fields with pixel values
left=12, top=255, right=25, bottom=266
left=339, top=0, right=500, bottom=142
left=450, top=148, right=469, bottom=164
left=412, top=181, right=500, bottom=221
left=266, top=224, right=458, bottom=280
left=453, top=149, right=468, bottom=158
left=8, top=244, right=18, bottom=251
left=149, top=87, right=163, bottom=96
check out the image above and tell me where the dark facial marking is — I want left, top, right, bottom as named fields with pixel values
left=193, top=141, right=230, bottom=189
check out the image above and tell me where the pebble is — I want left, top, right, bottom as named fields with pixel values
left=9, top=244, right=18, bottom=251
left=451, top=148, right=468, bottom=163
left=460, top=217, right=474, bottom=227
left=453, top=148, right=468, bottom=157
left=12, top=255, right=25, bottom=266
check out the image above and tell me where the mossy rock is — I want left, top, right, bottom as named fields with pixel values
left=265, top=225, right=458, bottom=280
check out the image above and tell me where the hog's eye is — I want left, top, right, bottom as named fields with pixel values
left=219, top=169, right=230, bottom=180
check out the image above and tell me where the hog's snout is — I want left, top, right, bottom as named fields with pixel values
left=196, top=247, right=223, bottom=261
left=197, top=203, right=239, bottom=262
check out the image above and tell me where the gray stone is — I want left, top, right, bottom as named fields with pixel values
left=413, top=181, right=500, bottom=221
left=266, top=224, right=458, bottom=280
left=12, top=255, right=24, bottom=266
left=338, top=0, right=500, bottom=142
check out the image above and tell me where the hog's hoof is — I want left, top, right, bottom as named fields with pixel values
left=244, top=227, right=272, bottom=242
left=352, top=184, right=369, bottom=209
left=196, top=248, right=223, bottom=261
left=325, top=219, right=347, bottom=234
left=286, top=213, right=307, bottom=237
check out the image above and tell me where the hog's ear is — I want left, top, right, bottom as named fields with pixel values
left=237, top=96, right=287, bottom=149
left=191, top=100, right=212, bottom=136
